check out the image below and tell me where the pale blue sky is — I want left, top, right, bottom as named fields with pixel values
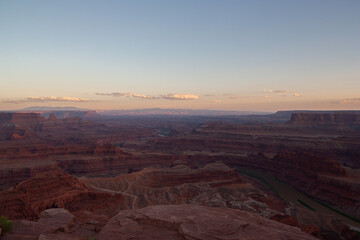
left=0, top=0, right=359, bottom=111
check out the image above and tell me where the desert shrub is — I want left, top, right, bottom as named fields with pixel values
left=0, top=215, right=13, bottom=234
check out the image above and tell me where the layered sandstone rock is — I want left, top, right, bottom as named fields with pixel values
left=0, top=171, right=124, bottom=220
left=0, top=113, right=45, bottom=141
left=243, top=152, right=360, bottom=220
left=96, top=204, right=316, bottom=240
left=274, top=151, right=346, bottom=176
left=82, top=162, right=288, bottom=217
left=0, top=146, right=174, bottom=190
left=0, top=162, right=60, bottom=191
left=93, top=143, right=123, bottom=156
left=0, top=113, right=46, bottom=125
left=289, top=112, right=360, bottom=125
left=127, top=161, right=240, bottom=188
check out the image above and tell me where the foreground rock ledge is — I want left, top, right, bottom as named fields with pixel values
left=96, top=204, right=316, bottom=240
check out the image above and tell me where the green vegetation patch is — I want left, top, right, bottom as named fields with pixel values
left=297, top=199, right=316, bottom=212
left=312, top=199, right=360, bottom=223
left=237, top=168, right=279, bottom=195
left=0, top=215, right=13, bottom=234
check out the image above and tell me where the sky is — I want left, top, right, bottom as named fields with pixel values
left=0, top=0, right=359, bottom=111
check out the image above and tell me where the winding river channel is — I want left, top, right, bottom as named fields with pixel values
left=237, top=168, right=360, bottom=232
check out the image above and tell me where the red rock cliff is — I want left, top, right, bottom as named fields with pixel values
left=0, top=112, right=46, bottom=124
left=274, top=151, right=346, bottom=176
left=0, top=171, right=124, bottom=220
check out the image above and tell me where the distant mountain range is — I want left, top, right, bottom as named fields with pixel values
left=95, top=108, right=271, bottom=116
left=14, top=107, right=360, bottom=119
left=16, top=107, right=271, bottom=116
left=20, top=106, right=92, bottom=111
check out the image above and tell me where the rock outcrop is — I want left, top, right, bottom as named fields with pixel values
left=0, top=113, right=46, bottom=140
left=0, top=171, right=124, bottom=220
left=96, top=204, right=316, bottom=240
left=2, top=208, right=84, bottom=240
left=2, top=206, right=318, bottom=240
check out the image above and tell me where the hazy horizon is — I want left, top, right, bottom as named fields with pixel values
left=1, top=0, right=359, bottom=111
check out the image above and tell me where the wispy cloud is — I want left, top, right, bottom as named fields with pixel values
left=222, top=94, right=238, bottom=99
left=112, top=92, right=129, bottom=97
left=274, top=90, right=290, bottom=94
left=95, top=92, right=112, bottom=96
left=2, top=100, right=26, bottom=104
left=96, top=92, right=199, bottom=100
left=161, top=94, right=199, bottom=100
left=264, top=89, right=290, bottom=94
left=212, top=99, right=221, bottom=103
left=96, top=92, right=127, bottom=97
left=27, top=96, right=90, bottom=102
left=132, top=93, right=156, bottom=99
left=2, top=96, right=91, bottom=104
left=96, top=92, right=155, bottom=99
left=293, top=93, right=302, bottom=97
left=337, top=98, right=360, bottom=104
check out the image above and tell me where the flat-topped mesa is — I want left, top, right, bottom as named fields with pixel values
left=0, top=112, right=94, bottom=126
left=0, top=113, right=47, bottom=139
left=288, top=112, right=360, bottom=125
left=0, top=112, right=46, bottom=124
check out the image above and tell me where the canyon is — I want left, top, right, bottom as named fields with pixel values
left=0, top=111, right=359, bottom=239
